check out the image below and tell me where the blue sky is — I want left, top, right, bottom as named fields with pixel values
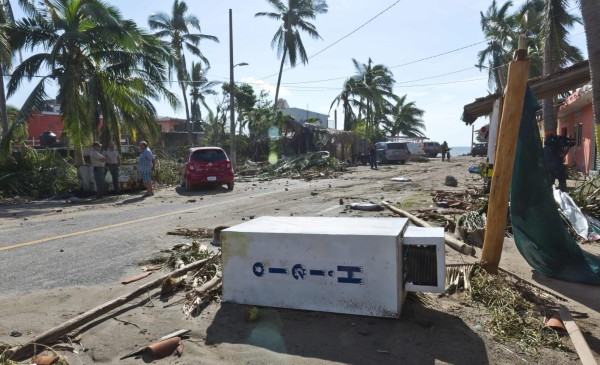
left=7, top=0, right=588, bottom=146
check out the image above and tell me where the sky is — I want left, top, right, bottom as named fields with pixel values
left=6, top=0, right=588, bottom=147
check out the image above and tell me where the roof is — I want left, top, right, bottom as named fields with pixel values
left=462, top=60, right=591, bottom=124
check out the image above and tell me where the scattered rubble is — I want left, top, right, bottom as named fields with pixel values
left=237, top=152, right=346, bottom=181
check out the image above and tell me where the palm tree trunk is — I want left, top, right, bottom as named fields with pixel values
left=580, top=0, right=600, bottom=168
left=180, top=83, right=193, bottom=146
left=542, top=34, right=557, bottom=133
left=0, top=70, right=8, bottom=138
left=272, top=47, right=288, bottom=122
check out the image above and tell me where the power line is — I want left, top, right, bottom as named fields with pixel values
left=259, top=0, right=403, bottom=80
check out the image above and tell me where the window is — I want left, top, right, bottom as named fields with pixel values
left=577, top=123, right=583, bottom=147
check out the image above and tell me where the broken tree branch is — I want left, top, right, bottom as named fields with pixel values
left=7, top=257, right=214, bottom=361
left=381, top=201, right=476, bottom=256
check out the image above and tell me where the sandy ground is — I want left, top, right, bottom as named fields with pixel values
left=1, top=155, right=599, bottom=365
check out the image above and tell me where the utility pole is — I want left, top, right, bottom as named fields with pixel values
left=229, top=9, right=236, bottom=171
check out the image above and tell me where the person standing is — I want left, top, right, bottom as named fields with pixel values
left=441, top=141, right=449, bottom=162
left=368, top=143, right=378, bottom=169
left=102, top=141, right=121, bottom=194
left=90, top=141, right=106, bottom=198
left=137, top=141, right=156, bottom=197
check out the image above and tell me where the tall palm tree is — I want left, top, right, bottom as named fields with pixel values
left=477, top=0, right=515, bottom=93
left=348, top=58, right=395, bottom=137
left=541, top=0, right=583, bottom=133
left=255, top=0, right=328, bottom=120
left=383, top=95, right=426, bottom=137
left=149, top=0, right=218, bottom=146
left=330, top=77, right=358, bottom=131
left=6, top=0, right=176, bottom=163
left=189, top=62, right=219, bottom=130
left=579, top=0, right=600, bottom=166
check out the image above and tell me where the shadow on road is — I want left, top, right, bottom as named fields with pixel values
left=174, top=185, right=233, bottom=197
left=206, top=301, right=489, bottom=365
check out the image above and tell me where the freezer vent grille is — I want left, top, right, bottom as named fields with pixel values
left=404, top=245, right=438, bottom=287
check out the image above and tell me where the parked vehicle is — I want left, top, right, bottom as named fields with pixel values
left=180, top=147, right=234, bottom=191
left=422, top=141, right=441, bottom=157
left=375, top=141, right=410, bottom=164
left=471, top=143, right=488, bottom=157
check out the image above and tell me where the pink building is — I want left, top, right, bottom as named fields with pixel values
left=557, top=83, right=596, bottom=174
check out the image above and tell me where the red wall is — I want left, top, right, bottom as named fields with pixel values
left=27, top=112, right=64, bottom=143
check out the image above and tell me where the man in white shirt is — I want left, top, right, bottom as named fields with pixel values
left=90, top=141, right=106, bottom=198
left=102, top=141, right=121, bottom=194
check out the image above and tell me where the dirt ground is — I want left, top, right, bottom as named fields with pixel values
left=1, top=155, right=599, bottom=365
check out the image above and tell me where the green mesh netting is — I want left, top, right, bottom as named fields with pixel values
left=510, top=86, right=600, bottom=285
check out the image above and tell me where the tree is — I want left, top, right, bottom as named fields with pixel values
left=382, top=95, right=426, bottom=137
left=255, top=0, right=328, bottom=120
left=579, top=0, right=600, bottom=163
left=477, top=0, right=515, bottom=93
left=346, top=58, right=395, bottom=137
left=6, top=0, right=177, bottom=164
left=541, top=0, right=583, bottom=133
left=189, top=62, right=219, bottom=131
left=222, top=82, right=257, bottom=134
left=330, top=77, right=358, bottom=131
left=149, top=0, right=218, bottom=145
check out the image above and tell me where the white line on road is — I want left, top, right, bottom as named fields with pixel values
left=0, top=190, right=279, bottom=253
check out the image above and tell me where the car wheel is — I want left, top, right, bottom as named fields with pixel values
left=227, top=182, right=234, bottom=191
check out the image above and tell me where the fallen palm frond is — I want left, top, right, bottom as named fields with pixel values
left=260, top=152, right=347, bottom=180
left=0, top=342, right=17, bottom=365
left=166, top=228, right=213, bottom=239
left=569, top=175, right=600, bottom=221
left=445, top=264, right=570, bottom=356
left=140, top=230, right=223, bottom=316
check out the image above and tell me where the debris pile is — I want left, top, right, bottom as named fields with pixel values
left=446, top=264, right=570, bottom=355
left=239, top=152, right=346, bottom=180
left=142, top=229, right=222, bottom=317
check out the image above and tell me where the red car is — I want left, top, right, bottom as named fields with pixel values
left=181, top=147, right=234, bottom=191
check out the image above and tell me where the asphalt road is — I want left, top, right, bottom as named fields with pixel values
left=0, top=176, right=359, bottom=294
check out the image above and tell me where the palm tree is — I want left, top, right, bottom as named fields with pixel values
left=189, top=62, right=219, bottom=131
left=541, top=0, right=583, bottom=132
left=149, top=0, right=218, bottom=146
left=477, top=0, right=515, bottom=93
left=255, top=0, right=328, bottom=120
left=383, top=95, right=426, bottom=137
left=579, top=0, right=600, bottom=165
left=330, top=77, right=357, bottom=131
left=6, top=0, right=176, bottom=164
left=348, top=58, right=395, bottom=137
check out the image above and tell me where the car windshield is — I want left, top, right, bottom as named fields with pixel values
left=191, top=149, right=227, bottom=162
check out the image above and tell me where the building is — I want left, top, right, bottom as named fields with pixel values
left=557, top=83, right=597, bottom=173
left=277, top=99, right=330, bottom=128
left=155, top=116, right=185, bottom=132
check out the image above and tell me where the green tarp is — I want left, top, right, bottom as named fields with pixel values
left=510, top=87, right=600, bottom=285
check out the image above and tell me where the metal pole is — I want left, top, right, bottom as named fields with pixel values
left=229, top=9, right=236, bottom=171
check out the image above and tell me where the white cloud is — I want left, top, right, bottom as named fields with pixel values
left=240, top=77, right=290, bottom=98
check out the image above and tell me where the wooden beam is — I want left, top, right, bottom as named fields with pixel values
left=481, top=45, right=530, bottom=274
left=381, top=201, right=476, bottom=256
left=558, top=306, right=598, bottom=365
left=462, top=60, right=590, bottom=124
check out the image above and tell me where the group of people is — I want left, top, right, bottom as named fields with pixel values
left=89, top=140, right=156, bottom=199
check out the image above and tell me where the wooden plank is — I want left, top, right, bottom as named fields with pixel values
left=559, top=306, right=598, bottom=365
left=481, top=48, right=530, bottom=274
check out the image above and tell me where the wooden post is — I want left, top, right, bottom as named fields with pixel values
left=481, top=35, right=529, bottom=274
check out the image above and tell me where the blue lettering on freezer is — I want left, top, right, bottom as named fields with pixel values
left=252, top=262, right=362, bottom=284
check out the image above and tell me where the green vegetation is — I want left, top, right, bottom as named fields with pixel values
left=0, top=148, right=78, bottom=199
